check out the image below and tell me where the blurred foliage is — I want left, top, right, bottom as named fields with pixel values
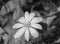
left=0, top=0, right=60, bottom=44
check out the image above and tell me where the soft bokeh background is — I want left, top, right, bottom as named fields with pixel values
left=0, top=0, right=60, bottom=44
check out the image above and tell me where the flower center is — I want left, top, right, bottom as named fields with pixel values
left=25, top=22, right=31, bottom=28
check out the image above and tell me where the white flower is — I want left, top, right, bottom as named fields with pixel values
left=13, top=11, right=43, bottom=41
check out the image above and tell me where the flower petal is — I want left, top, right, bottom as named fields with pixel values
left=31, top=24, right=42, bottom=30
left=25, top=11, right=29, bottom=22
left=14, top=27, right=26, bottom=38
left=25, top=28, right=29, bottom=41
left=31, top=17, right=43, bottom=24
left=29, top=27, right=39, bottom=38
left=13, top=23, right=24, bottom=29
left=18, top=17, right=26, bottom=23
left=29, top=12, right=35, bottom=21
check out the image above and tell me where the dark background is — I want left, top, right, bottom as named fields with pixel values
left=0, top=0, right=60, bottom=44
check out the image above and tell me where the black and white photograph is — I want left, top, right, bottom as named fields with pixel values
left=0, top=0, right=60, bottom=44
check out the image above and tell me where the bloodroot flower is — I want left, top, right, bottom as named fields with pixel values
left=13, top=11, right=43, bottom=41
